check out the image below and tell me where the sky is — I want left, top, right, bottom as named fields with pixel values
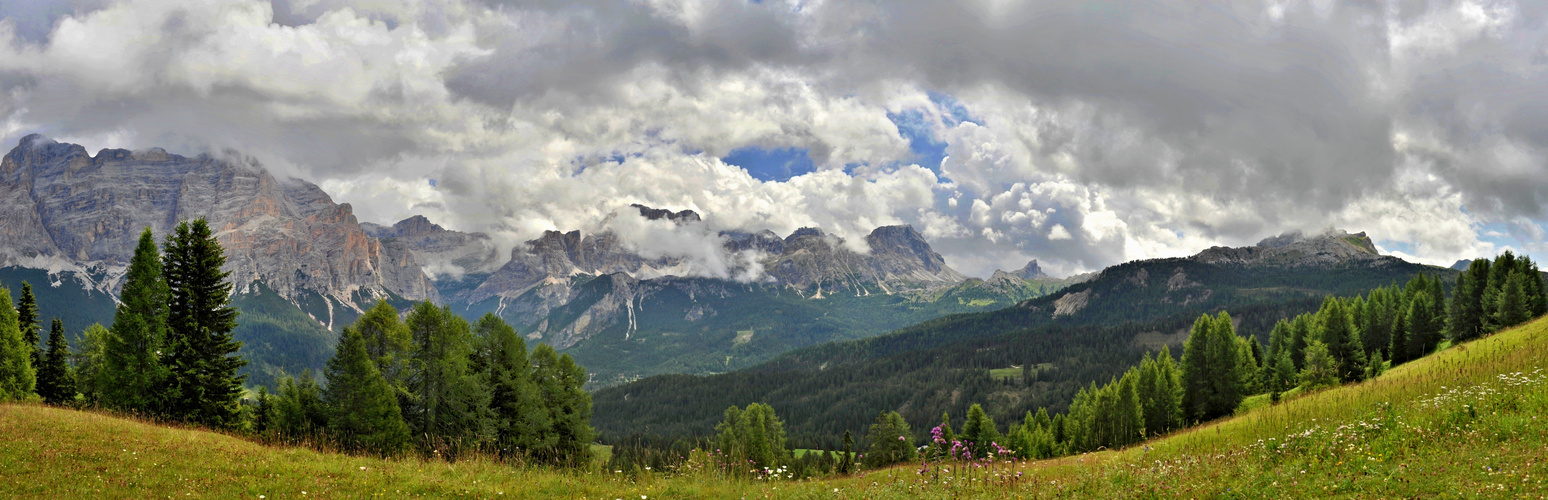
left=2, top=0, right=1547, bottom=279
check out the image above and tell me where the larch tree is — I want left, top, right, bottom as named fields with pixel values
left=0, top=286, right=36, bottom=400
left=530, top=343, right=594, bottom=468
left=323, top=326, right=411, bottom=457
left=71, top=323, right=109, bottom=406
left=473, top=313, right=546, bottom=461
left=103, top=228, right=171, bottom=413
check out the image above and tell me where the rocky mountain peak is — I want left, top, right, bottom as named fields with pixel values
left=866, top=225, right=947, bottom=273
left=0, top=135, right=436, bottom=306
left=1193, top=229, right=1388, bottom=267
left=994, top=259, right=1046, bottom=280
left=631, top=204, right=702, bottom=223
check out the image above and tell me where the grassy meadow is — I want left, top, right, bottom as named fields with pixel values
left=5, top=314, right=1548, bottom=498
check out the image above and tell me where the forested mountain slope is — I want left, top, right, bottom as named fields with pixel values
left=593, top=231, right=1453, bottom=447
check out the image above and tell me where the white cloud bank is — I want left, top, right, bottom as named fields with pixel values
left=3, top=0, right=1546, bottom=278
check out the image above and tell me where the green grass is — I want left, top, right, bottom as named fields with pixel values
left=6, top=316, right=1548, bottom=498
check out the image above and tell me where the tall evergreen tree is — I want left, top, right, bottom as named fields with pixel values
left=324, top=326, right=411, bottom=456
left=0, top=287, right=37, bottom=401
left=863, top=411, right=915, bottom=467
left=1205, top=312, right=1244, bottom=417
left=473, top=313, right=546, bottom=460
left=405, top=302, right=491, bottom=457
left=71, top=323, right=109, bottom=406
left=1179, top=314, right=1214, bottom=423
left=1497, top=272, right=1529, bottom=328
left=16, top=282, right=40, bottom=369
left=103, top=228, right=171, bottom=413
left=529, top=343, right=594, bottom=467
left=1136, top=348, right=1182, bottom=437
left=36, top=319, right=76, bottom=405
left=162, top=219, right=246, bottom=428
left=1405, top=293, right=1443, bottom=362
left=960, top=403, right=1000, bottom=458
left=1299, top=340, right=1339, bottom=390
left=1450, top=264, right=1483, bottom=342
left=273, top=374, right=327, bottom=438
left=1289, top=314, right=1313, bottom=370
left=354, top=300, right=413, bottom=404
left=839, top=430, right=855, bottom=474
left=1315, top=297, right=1367, bottom=382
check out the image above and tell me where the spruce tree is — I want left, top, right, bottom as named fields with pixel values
left=273, top=374, right=327, bottom=439
left=961, top=403, right=1000, bottom=458
left=253, top=386, right=275, bottom=434
left=474, top=314, right=546, bottom=460
left=162, top=219, right=246, bottom=428
left=324, top=326, right=411, bottom=456
left=1389, top=307, right=1411, bottom=365
left=1406, top=293, right=1442, bottom=361
left=17, top=282, right=40, bottom=369
left=1316, top=297, right=1366, bottom=383
left=103, top=228, right=171, bottom=413
left=1498, top=272, right=1529, bottom=328
left=0, top=287, right=37, bottom=401
left=839, top=430, right=855, bottom=474
left=36, top=319, right=76, bottom=405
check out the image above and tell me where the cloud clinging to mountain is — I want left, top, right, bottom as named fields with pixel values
left=2, top=0, right=1543, bottom=277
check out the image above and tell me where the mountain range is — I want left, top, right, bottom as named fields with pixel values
left=0, top=136, right=1068, bottom=386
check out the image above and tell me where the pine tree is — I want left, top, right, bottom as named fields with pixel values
left=1289, top=314, right=1313, bottom=370
left=162, top=219, right=246, bottom=428
left=71, top=323, right=109, bottom=406
left=103, top=228, right=171, bottom=413
left=529, top=343, right=593, bottom=467
left=273, top=374, right=327, bottom=439
left=324, top=326, right=411, bottom=456
left=36, top=319, right=76, bottom=405
left=0, top=287, right=37, bottom=401
left=473, top=313, right=546, bottom=460
left=17, top=282, right=40, bottom=369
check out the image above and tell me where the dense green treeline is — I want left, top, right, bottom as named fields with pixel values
left=0, top=221, right=248, bottom=429
left=254, top=301, right=596, bottom=465
left=0, top=222, right=600, bottom=469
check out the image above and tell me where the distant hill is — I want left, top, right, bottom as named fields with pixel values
left=592, top=230, right=1456, bottom=447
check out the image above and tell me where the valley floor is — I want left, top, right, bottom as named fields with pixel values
left=5, top=315, right=1548, bottom=498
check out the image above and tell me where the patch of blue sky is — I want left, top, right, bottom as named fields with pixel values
left=721, top=146, right=816, bottom=182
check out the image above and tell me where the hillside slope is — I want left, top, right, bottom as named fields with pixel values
left=4, top=312, right=1544, bottom=498
left=592, top=231, right=1451, bottom=445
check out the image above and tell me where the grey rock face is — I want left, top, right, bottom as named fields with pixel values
left=1192, top=229, right=1388, bottom=267
left=0, top=135, right=436, bottom=304
left=362, top=215, right=503, bottom=278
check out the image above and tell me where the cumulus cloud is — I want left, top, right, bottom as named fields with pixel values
left=2, top=0, right=1546, bottom=280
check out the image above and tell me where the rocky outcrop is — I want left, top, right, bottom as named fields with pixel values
left=0, top=135, right=436, bottom=304
left=1192, top=230, right=1390, bottom=268
left=362, top=215, right=503, bottom=278
left=760, top=225, right=967, bottom=295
